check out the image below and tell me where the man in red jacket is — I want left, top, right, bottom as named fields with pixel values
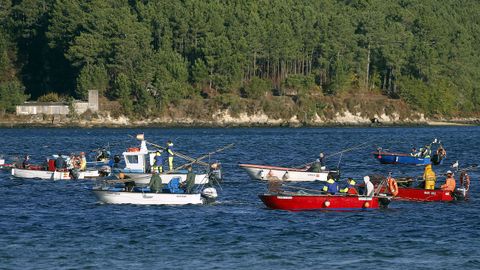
left=441, top=170, right=456, bottom=191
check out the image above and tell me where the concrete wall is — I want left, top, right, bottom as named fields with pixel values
left=73, top=102, right=89, bottom=114
left=88, top=90, right=99, bottom=112
left=16, top=89, right=99, bottom=115
left=16, top=104, right=70, bottom=115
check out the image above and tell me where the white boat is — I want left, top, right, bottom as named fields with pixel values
left=12, top=168, right=72, bottom=180
left=92, top=187, right=218, bottom=205
left=11, top=168, right=100, bottom=180
left=239, top=163, right=338, bottom=182
left=119, top=136, right=209, bottom=185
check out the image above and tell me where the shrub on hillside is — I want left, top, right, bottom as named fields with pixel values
left=37, top=92, right=61, bottom=102
left=241, top=77, right=272, bottom=99
left=261, top=96, right=295, bottom=119
left=281, top=74, right=317, bottom=96
left=213, top=94, right=246, bottom=117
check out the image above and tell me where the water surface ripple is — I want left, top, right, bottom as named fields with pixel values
left=0, top=127, right=479, bottom=269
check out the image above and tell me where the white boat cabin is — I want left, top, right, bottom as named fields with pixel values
left=122, top=140, right=159, bottom=173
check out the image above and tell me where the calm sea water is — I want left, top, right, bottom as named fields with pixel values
left=0, top=127, right=479, bottom=269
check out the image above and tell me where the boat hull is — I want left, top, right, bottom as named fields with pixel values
left=240, top=164, right=336, bottom=182
left=259, top=194, right=384, bottom=211
left=11, top=168, right=71, bottom=180
left=11, top=168, right=99, bottom=180
left=393, top=188, right=454, bottom=202
left=92, top=190, right=204, bottom=205
left=122, top=173, right=208, bottom=185
left=373, top=152, right=431, bottom=165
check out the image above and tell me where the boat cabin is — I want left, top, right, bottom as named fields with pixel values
left=122, top=140, right=158, bottom=173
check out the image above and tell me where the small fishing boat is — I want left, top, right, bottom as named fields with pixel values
left=259, top=174, right=391, bottom=211
left=373, top=151, right=431, bottom=165
left=374, top=139, right=447, bottom=165
left=11, top=167, right=102, bottom=180
left=239, top=163, right=338, bottom=182
left=259, top=193, right=390, bottom=211
left=92, top=177, right=218, bottom=205
left=11, top=167, right=72, bottom=180
left=379, top=175, right=470, bottom=202
left=93, top=188, right=217, bottom=205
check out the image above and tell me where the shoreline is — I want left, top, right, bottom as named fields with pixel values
left=0, top=118, right=478, bottom=129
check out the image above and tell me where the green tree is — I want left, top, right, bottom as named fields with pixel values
left=76, top=64, right=109, bottom=99
left=0, top=80, right=28, bottom=114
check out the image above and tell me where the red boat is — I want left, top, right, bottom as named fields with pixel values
left=378, top=176, right=469, bottom=202
left=259, top=193, right=390, bottom=211
left=392, top=188, right=454, bottom=202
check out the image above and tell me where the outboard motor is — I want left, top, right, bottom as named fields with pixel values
left=453, top=187, right=468, bottom=201
left=99, top=165, right=112, bottom=177
left=201, top=187, right=218, bottom=203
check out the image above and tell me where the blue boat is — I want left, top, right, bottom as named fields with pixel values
left=373, top=151, right=431, bottom=165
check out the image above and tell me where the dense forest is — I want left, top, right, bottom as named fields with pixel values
left=0, top=0, right=479, bottom=119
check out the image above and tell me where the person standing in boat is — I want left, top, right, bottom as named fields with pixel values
left=322, top=174, right=338, bottom=195
left=363, top=176, right=374, bottom=197
left=420, top=145, right=432, bottom=158
left=149, top=172, right=163, bottom=193
left=152, top=150, right=163, bottom=173
left=22, top=155, right=30, bottom=169
left=309, top=159, right=322, bottom=172
left=422, top=164, right=436, bottom=189
left=441, top=170, right=456, bottom=191
left=184, top=166, right=196, bottom=193
left=79, top=152, right=87, bottom=171
left=166, top=140, right=175, bottom=171
left=339, top=178, right=357, bottom=194
left=55, top=154, right=66, bottom=170
left=319, top=152, right=326, bottom=170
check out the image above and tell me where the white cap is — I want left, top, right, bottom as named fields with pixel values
left=446, top=170, right=453, bottom=174
left=363, top=176, right=370, bottom=182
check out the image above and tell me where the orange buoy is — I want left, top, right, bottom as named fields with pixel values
left=388, top=177, right=399, bottom=196
left=363, top=202, right=370, bottom=208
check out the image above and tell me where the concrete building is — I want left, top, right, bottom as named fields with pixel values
left=16, top=90, right=99, bottom=116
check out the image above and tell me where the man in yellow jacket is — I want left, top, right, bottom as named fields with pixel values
left=423, top=164, right=436, bottom=190
left=166, top=140, right=174, bottom=171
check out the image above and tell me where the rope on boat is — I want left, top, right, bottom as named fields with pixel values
left=145, top=140, right=210, bottom=167
left=127, top=134, right=210, bottom=166
left=169, top=143, right=234, bottom=172
left=298, top=141, right=372, bottom=168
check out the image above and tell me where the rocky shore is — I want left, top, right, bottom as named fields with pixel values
left=0, top=110, right=478, bottom=128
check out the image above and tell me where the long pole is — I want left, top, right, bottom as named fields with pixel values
left=171, top=143, right=234, bottom=171
left=299, top=141, right=370, bottom=168
left=136, top=138, right=210, bottom=167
